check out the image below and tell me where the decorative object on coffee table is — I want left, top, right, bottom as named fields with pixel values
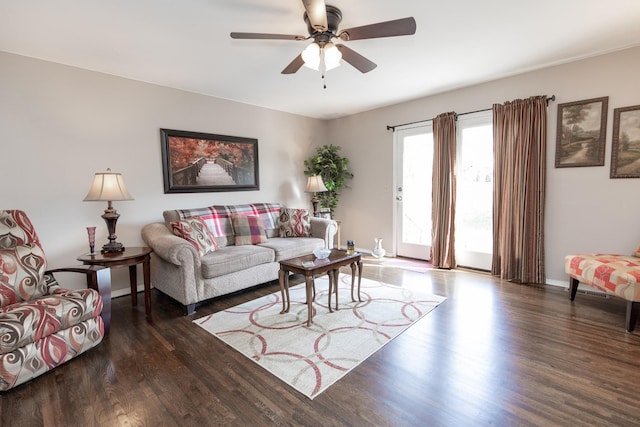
left=83, top=168, right=134, bottom=253
left=346, top=240, right=355, bottom=255
left=313, top=247, right=331, bottom=259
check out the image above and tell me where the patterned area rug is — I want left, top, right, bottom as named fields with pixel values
left=194, top=274, right=445, bottom=399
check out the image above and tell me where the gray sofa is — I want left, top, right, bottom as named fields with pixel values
left=141, top=203, right=337, bottom=314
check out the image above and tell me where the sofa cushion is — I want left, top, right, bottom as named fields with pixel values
left=633, top=244, right=640, bottom=258
left=259, top=237, right=324, bottom=262
left=170, top=216, right=218, bottom=256
left=0, top=287, right=103, bottom=354
left=231, top=215, right=267, bottom=246
left=164, top=203, right=282, bottom=247
left=200, top=245, right=275, bottom=279
left=279, top=208, right=311, bottom=238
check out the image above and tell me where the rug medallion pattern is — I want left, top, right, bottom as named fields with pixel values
left=195, top=274, right=445, bottom=399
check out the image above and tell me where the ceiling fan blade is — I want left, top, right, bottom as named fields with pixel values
left=301, top=0, right=328, bottom=32
left=282, top=54, right=305, bottom=74
left=230, top=32, right=304, bottom=41
left=339, top=17, right=417, bottom=41
left=336, top=45, right=377, bottom=73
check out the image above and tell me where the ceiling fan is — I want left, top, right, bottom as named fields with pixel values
left=230, top=0, right=417, bottom=76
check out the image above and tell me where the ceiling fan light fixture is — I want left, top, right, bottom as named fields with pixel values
left=232, top=4, right=417, bottom=77
left=302, top=42, right=320, bottom=70
left=302, top=41, right=342, bottom=72
left=323, top=42, right=342, bottom=71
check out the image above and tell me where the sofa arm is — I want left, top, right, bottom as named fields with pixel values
left=310, top=217, right=338, bottom=248
left=141, top=222, right=200, bottom=266
left=46, top=265, right=111, bottom=335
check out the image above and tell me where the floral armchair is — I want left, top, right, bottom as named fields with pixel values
left=0, top=210, right=110, bottom=391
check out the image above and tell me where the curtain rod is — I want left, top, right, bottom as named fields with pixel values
left=386, top=95, right=556, bottom=131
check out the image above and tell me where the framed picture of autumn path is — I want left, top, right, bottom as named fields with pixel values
left=555, top=97, right=608, bottom=168
left=160, top=129, right=259, bottom=193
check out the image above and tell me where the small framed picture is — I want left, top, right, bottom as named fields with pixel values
left=610, top=105, right=640, bottom=178
left=318, top=209, right=332, bottom=219
left=555, top=97, right=608, bottom=168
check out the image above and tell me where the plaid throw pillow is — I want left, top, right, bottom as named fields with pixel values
left=231, top=215, right=267, bottom=245
left=279, top=208, right=311, bottom=237
left=170, top=216, right=218, bottom=256
left=175, top=203, right=281, bottom=238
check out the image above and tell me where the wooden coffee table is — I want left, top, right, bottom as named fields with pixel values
left=278, top=249, right=363, bottom=326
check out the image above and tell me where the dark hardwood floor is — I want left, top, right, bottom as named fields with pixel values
left=2, top=260, right=640, bottom=426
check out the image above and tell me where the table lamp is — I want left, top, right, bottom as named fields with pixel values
left=305, top=175, right=327, bottom=217
left=83, top=168, right=134, bottom=253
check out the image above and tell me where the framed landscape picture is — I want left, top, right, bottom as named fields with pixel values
left=555, top=97, right=608, bottom=168
left=610, top=105, right=640, bottom=178
left=160, top=128, right=259, bottom=193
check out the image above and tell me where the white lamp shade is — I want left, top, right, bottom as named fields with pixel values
left=305, top=175, right=328, bottom=193
left=302, top=42, right=321, bottom=71
left=302, top=42, right=342, bottom=72
left=83, top=169, right=134, bottom=201
left=323, top=42, right=342, bottom=71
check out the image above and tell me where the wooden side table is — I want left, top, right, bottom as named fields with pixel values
left=78, top=246, right=153, bottom=320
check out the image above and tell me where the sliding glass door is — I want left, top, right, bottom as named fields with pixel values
left=394, top=124, right=433, bottom=260
left=455, top=112, right=493, bottom=270
left=393, top=113, right=493, bottom=268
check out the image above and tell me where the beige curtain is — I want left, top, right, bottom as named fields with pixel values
left=492, top=96, right=547, bottom=283
left=431, top=112, right=457, bottom=269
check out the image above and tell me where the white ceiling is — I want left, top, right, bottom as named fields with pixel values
left=2, top=1, right=640, bottom=120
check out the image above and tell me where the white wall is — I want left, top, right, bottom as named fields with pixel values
left=0, top=51, right=326, bottom=295
left=3, top=46, right=639, bottom=292
left=327, top=46, right=640, bottom=286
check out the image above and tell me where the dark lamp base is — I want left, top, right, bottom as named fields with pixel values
left=100, top=205, right=125, bottom=253
left=101, top=241, right=125, bottom=253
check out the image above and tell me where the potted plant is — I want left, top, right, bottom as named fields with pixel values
left=304, top=144, right=353, bottom=217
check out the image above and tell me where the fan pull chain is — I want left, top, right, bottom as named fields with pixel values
left=321, top=48, right=327, bottom=89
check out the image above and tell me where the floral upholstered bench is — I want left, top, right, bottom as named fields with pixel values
left=564, top=251, right=640, bottom=332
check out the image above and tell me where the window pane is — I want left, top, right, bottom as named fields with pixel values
left=402, top=133, right=433, bottom=246
left=457, top=124, right=493, bottom=254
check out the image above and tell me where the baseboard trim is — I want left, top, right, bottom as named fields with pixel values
left=111, top=284, right=148, bottom=299
left=545, top=278, right=608, bottom=298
